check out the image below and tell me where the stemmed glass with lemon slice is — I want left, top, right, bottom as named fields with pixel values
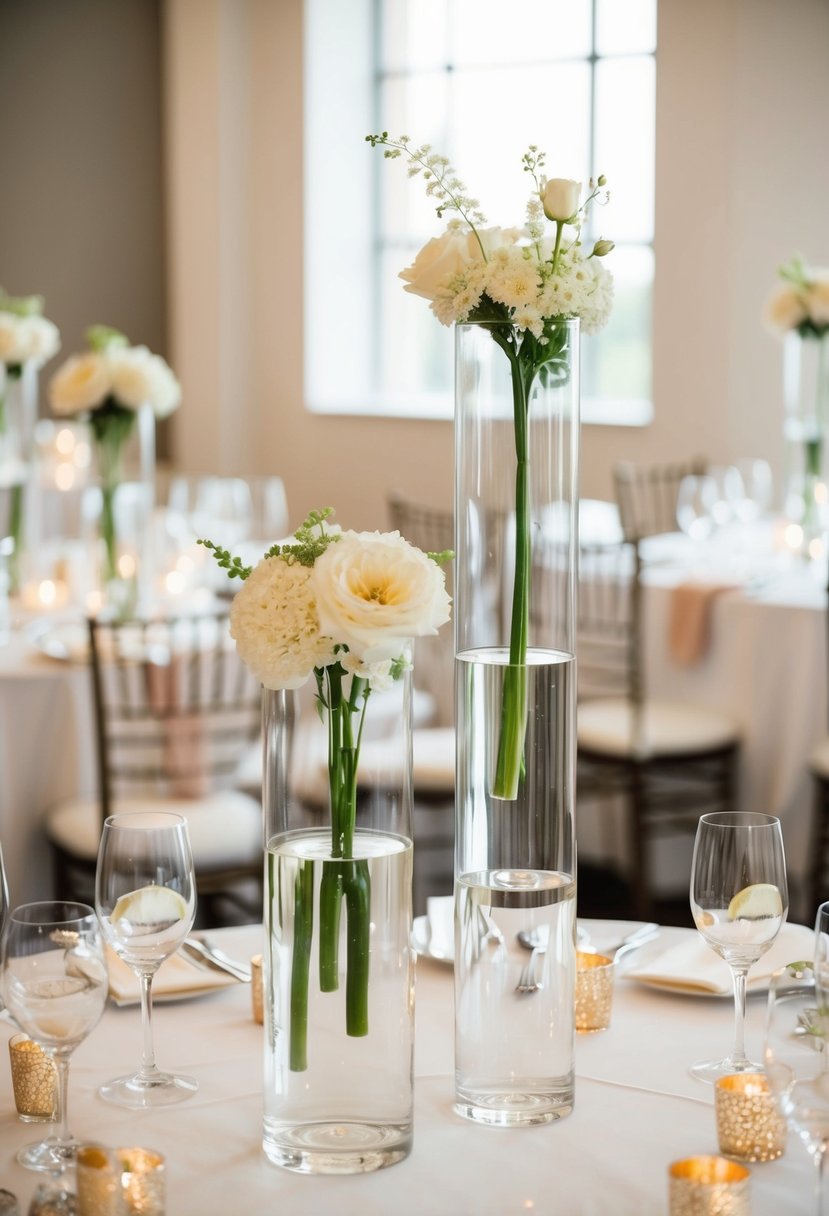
left=95, top=811, right=198, bottom=1107
left=689, top=811, right=788, bottom=1083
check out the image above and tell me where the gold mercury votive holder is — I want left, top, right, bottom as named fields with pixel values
left=715, top=1072, right=786, bottom=1163
left=251, top=953, right=263, bottom=1025
left=669, top=1155, right=750, bottom=1216
left=77, top=1146, right=166, bottom=1216
left=8, top=1033, right=58, bottom=1122
left=575, top=950, right=615, bottom=1033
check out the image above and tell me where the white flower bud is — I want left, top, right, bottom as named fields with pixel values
left=541, top=178, right=581, bottom=222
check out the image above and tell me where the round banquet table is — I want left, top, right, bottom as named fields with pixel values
left=0, top=922, right=816, bottom=1215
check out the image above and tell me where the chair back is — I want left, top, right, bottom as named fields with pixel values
left=88, top=612, right=262, bottom=822
left=576, top=540, right=643, bottom=706
left=614, top=457, right=708, bottom=540
left=388, top=495, right=456, bottom=725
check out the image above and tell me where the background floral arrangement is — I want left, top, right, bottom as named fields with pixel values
left=0, top=288, right=61, bottom=379
left=370, top=134, right=614, bottom=799
left=48, top=325, right=180, bottom=585
left=764, top=256, right=829, bottom=338
left=205, top=509, right=451, bottom=1068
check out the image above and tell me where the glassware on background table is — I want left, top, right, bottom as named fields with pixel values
left=0, top=901, right=107, bottom=1172
left=733, top=458, right=774, bottom=525
left=95, top=811, right=197, bottom=1108
left=764, top=978, right=829, bottom=1216
left=676, top=474, right=718, bottom=542
left=689, top=811, right=788, bottom=1083
left=707, top=465, right=745, bottom=530
left=813, top=901, right=829, bottom=1006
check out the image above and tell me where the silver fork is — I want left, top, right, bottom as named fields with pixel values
left=515, top=945, right=546, bottom=995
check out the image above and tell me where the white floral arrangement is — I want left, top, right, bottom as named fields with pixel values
left=204, top=509, right=451, bottom=1064
left=0, top=288, right=60, bottom=372
left=764, top=257, right=829, bottom=338
left=214, top=509, right=452, bottom=693
left=49, top=324, right=180, bottom=420
left=368, top=136, right=614, bottom=340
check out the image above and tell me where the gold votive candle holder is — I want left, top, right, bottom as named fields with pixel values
left=251, top=954, right=263, bottom=1025
left=8, top=1033, right=58, bottom=1122
left=118, top=1147, right=166, bottom=1216
left=77, top=1145, right=125, bottom=1216
left=668, top=1155, right=750, bottom=1215
left=575, top=951, right=615, bottom=1033
left=715, top=1072, right=786, bottom=1163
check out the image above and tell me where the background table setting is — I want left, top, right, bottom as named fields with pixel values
left=0, top=917, right=818, bottom=1215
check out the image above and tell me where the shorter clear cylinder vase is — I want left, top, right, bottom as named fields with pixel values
left=453, top=319, right=578, bottom=1127
left=782, top=329, right=829, bottom=555
left=0, top=361, right=38, bottom=593
left=261, top=671, right=414, bottom=1175
left=84, top=402, right=156, bottom=615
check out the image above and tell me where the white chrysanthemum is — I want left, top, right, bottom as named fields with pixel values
left=312, top=530, right=451, bottom=663
left=341, top=649, right=411, bottom=692
left=485, top=247, right=542, bottom=310
left=108, top=345, right=182, bottom=418
left=578, top=259, right=615, bottom=335
left=49, top=352, right=112, bottom=415
left=230, top=556, right=336, bottom=690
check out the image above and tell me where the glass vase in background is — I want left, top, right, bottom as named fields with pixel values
left=453, top=319, right=578, bottom=1126
left=84, top=402, right=156, bottom=615
left=782, top=329, right=829, bottom=557
left=261, top=671, right=415, bottom=1174
left=0, top=361, right=38, bottom=593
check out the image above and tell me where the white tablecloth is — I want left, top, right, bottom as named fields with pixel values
left=0, top=923, right=815, bottom=1214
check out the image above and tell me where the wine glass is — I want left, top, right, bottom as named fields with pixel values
left=676, top=474, right=717, bottom=542
left=765, top=975, right=829, bottom=1216
left=689, top=811, right=788, bottom=1083
left=0, top=901, right=108, bottom=1171
left=734, top=458, right=774, bottom=525
left=95, top=810, right=198, bottom=1107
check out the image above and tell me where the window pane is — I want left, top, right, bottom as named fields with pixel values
left=452, top=63, right=591, bottom=226
left=452, top=0, right=592, bottom=64
left=594, top=57, right=655, bottom=243
left=582, top=244, right=653, bottom=404
left=378, top=247, right=453, bottom=405
left=378, top=74, right=453, bottom=242
left=380, top=0, right=450, bottom=72
left=596, top=0, right=656, bottom=55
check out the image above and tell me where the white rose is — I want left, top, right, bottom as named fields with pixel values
left=48, top=352, right=112, bottom=415
left=763, top=284, right=807, bottom=336
left=18, top=315, right=61, bottom=366
left=541, top=178, right=581, bottom=223
left=311, top=530, right=451, bottom=663
left=108, top=345, right=181, bottom=418
left=399, top=229, right=485, bottom=302
left=0, top=313, right=22, bottom=363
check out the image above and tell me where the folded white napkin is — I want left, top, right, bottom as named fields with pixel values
left=625, top=922, right=815, bottom=995
left=106, top=946, right=239, bottom=1007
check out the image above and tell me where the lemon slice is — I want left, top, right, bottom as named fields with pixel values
left=112, top=884, right=188, bottom=929
left=727, top=883, right=782, bottom=920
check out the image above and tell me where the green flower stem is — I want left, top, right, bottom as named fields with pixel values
left=7, top=482, right=24, bottom=593
left=318, top=864, right=343, bottom=992
left=100, top=483, right=118, bottom=583
left=344, top=859, right=371, bottom=1037
left=492, top=335, right=534, bottom=800
left=289, top=858, right=314, bottom=1072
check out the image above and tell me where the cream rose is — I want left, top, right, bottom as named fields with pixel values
left=311, top=530, right=451, bottom=663
left=763, top=284, right=807, bottom=336
left=230, top=556, right=337, bottom=690
left=0, top=313, right=60, bottom=367
left=49, top=352, right=112, bottom=415
left=400, top=229, right=484, bottom=301
left=805, top=276, right=829, bottom=327
left=108, top=345, right=182, bottom=418
left=541, top=178, right=581, bottom=223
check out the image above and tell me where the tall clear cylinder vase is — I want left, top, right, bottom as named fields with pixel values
left=453, top=318, right=579, bottom=1126
left=84, top=402, right=156, bottom=615
left=0, top=361, right=38, bottom=592
left=261, top=671, right=415, bottom=1174
left=782, top=329, right=829, bottom=554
